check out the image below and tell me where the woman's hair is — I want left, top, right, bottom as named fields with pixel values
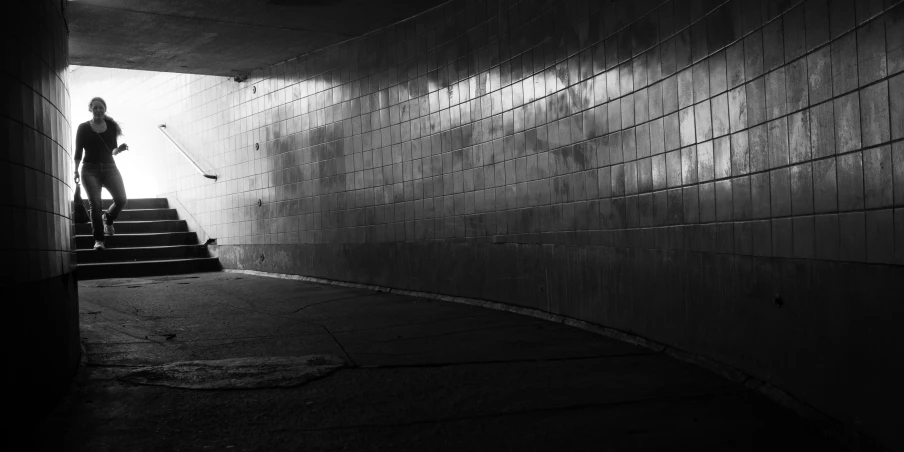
left=89, top=97, right=123, bottom=137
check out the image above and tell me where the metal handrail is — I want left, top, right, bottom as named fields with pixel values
left=157, top=124, right=217, bottom=180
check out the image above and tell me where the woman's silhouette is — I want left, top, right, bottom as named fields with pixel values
left=74, top=97, right=129, bottom=250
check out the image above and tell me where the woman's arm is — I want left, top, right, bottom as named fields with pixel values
left=73, top=124, right=84, bottom=181
left=109, top=126, right=127, bottom=155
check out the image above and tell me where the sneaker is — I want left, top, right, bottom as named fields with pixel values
left=94, top=240, right=105, bottom=250
left=103, top=212, right=115, bottom=236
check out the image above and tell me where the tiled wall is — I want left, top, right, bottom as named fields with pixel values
left=2, top=1, right=74, bottom=283
left=2, top=0, right=80, bottom=422
left=115, top=0, right=903, bottom=448
left=148, top=0, right=903, bottom=265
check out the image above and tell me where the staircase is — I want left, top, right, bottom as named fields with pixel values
left=75, top=198, right=221, bottom=280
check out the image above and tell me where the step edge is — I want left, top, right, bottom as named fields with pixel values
left=77, top=257, right=220, bottom=267
left=75, top=232, right=198, bottom=237
left=76, top=244, right=207, bottom=252
left=74, top=220, right=186, bottom=224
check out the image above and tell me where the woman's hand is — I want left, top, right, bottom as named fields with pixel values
left=113, top=143, right=128, bottom=155
left=74, top=170, right=80, bottom=184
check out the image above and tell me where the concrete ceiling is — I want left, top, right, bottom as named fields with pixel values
left=67, top=0, right=447, bottom=76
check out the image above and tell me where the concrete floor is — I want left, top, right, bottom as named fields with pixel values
left=32, top=272, right=843, bottom=451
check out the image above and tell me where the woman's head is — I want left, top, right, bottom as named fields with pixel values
left=88, top=97, right=122, bottom=136
left=89, top=97, right=106, bottom=114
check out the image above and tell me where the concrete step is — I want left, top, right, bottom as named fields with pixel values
left=96, top=198, right=168, bottom=210
left=74, top=220, right=187, bottom=235
left=77, top=245, right=210, bottom=264
left=77, top=257, right=221, bottom=280
left=75, top=232, right=200, bottom=249
left=115, top=209, right=178, bottom=221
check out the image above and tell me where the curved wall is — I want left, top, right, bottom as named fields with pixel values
left=120, top=0, right=903, bottom=449
left=1, top=0, right=79, bottom=424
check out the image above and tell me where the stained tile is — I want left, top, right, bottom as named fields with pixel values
left=815, top=213, right=840, bottom=260
left=715, top=178, right=733, bottom=221
left=694, top=100, right=712, bottom=143
left=734, top=221, right=754, bottom=255
left=895, top=142, right=904, bottom=206
left=667, top=187, right=683, bottom=225
left=828, top=0, right=856, bottom=39
left=833, top=92, right=861, bottom=154
left=744, top=31, right=765, bottom=80
left=857, top=17, right=887, bottom=85
left=805, top=0, right=831, bottom=51
left=863, top=145, right=893, bottom=208
left=681, top=145, right=698, bottom=185
left=771, top=168, right=792, bottom=217
left=888, top=4, right=904, bottom=75
left=714, top=135, right=731, bottom=179
left=650, top=117, right=665, bottom=155
left=792, top=215, right=816, bottom=258
left=813, top=158, right=838, bottom=213
left=831, top=32, right=858, bottom=95
left=693, top=60, right=710, bottom=104
left=731, top=130, right=750, bottom=176
left=785, top=58, right=809, bottom=113
left=726, top=41, right=746, bottom=89
left=784, top=5, right=807, bottom=62
left=666, top=149, right=682, bottom=188
left=697, top=140, right=714, bottom=182
left=679, top=106, right=696, bottom=147
left=634, top=88, right=650, bottom=124
left=836, top=151, right=864, bottom=211
left=752, top=219, right=772, bottom=256
left=662, top=74, right=679, bottom=115
left=838, top=211, right=866, bottom=261
left=807, top=46, right=833, bottom=104
left=857, top=79, right=890, bottom=146
left=897, top=208, right=904, bottom=265
left=699, top=181, right=715, bottom=222
left=750, top=172, right=771, bottom=219
left=648, top=81, right=664, bottom=119
left=678, top=67, right=694, bottom=109
left=709, top=50, right=728, bottom=95
left=891, top=73, right=904, bottom=140
left=651, top=153, right=666, bottom=190
left=762, top=18, right=785, bottom=73
left=636, top=123, right=651, bottom=158
left=809, top=102, right=836, bottom=159
left=682, top=186, right=699, bottom=224
left=767, top=118, right=789, bottom=169
left=772, top=217, right=793, bottom=258
left=865, top=209, right=895, bottom=263
left=727, top=85, right=748, bottom=133
left=854, top=0, right=883, bottom=24
left=748, top=124, right=769, bottom=173
left=791, top=162, right=815, bottom=215
left=710, top=92, right=730, bottom=138
left=745, top=77, right=766, bottom=127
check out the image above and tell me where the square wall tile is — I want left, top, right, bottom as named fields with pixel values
left=865, top=209, right=895, bottom=264
left=838, top=211, right=866, bottom=261
left=815, top=213, right=840, bottom=260
left=793, top=215, right=816, bottom=258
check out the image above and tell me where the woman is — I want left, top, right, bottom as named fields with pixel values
left=74, top=97, right=129, bottom=250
